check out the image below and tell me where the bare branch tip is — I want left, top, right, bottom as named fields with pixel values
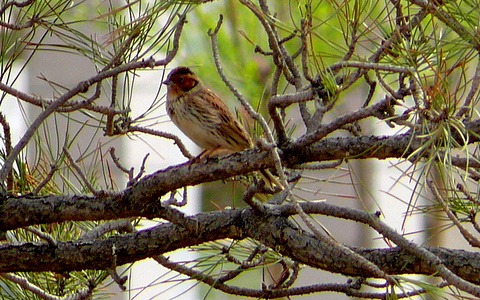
left=208, top=14, right=224, bottom=37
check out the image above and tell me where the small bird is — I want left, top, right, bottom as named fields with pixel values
left=163, top=66, right=282, bottom=189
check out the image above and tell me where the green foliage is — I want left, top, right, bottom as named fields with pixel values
left=3, top=0, right=480, bottom=298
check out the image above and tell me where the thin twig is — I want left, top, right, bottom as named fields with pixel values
left=0, top=16, right=36, bottom=30
left=409, top=0, right=479, bottom=50
left=278, top=261, right=299, bottom=289
left=242, top=182, right=269, bottom=210
left=0, top=273, right=61, bottom=300
left=63, top=148, right=111, bottom=197
left=300, top=18, right=314, bottom=84
left=78, top=219, right=134, bottom=241
left=129, top=153, right=149, bottom=186
left=456, top=183, right=480, bottom=206
left=428, top=180, right=480, bottom=247
left=0, top=112, right=12, bottom=190
left=127, top=125, right=193, bottom=159
left=109, top=147, right=149, bottom=186
left=32, top=164, right=57, bottom=195
left=457, top=56, right=480, bottom=118
left=25, top=227, right=56, bottom=246
left=217, top=245, right=266, bottom=283
left=163, top=187, right=187, bottom=207
left=291, top=159, right=343, bottom=170
left=208, top=14, right=287, bottom=191
left=296, top=97, right=395, bottom=148
left=258, top=0, right=302, bottom=87
left=0, top=0, right=35, bottom=15
left=329, top=61, right=413, bottom=74
left=0, top=81, right=129, bottom=114
left=109, top=147, right=133, bottom=176
left=269, top=89, right=315, bottom=106
left=106, top=268, right=127, bottom=291
left=267, top=67, right=288, bottom=144
left=153, top=255, right=391, bottom=298
left=0, top=273, right=93, bottom=300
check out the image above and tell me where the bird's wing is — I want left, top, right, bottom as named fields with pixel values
left=195, top=89, right=253, bottom=150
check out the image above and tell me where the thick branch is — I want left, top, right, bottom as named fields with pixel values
left=2, top=120, right=480, bottom=229
left=0, top=206, right=478, bottom=285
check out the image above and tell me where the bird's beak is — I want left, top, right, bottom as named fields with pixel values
left=162, top=79, right=171, bottom=85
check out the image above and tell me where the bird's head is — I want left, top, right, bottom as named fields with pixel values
left=163, top=66, right=201, bottom=93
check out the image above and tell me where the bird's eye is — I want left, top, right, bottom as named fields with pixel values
left=178, top=77, right=184, bottom=82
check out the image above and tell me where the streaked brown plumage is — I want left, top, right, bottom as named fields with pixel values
left=163, top=66, right=252, bottom=153
left=163, top=66, right=282, bottom=189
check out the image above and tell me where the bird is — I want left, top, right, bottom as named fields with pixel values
left=163, top=66, right=282, bottom=190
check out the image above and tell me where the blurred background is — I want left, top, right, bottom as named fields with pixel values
left=2, top=0, right=473, bottom=299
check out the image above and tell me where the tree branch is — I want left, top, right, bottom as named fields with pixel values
left=0, top=205, right=479, bottom=286
left=2, top=120, right=480, bottom=229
